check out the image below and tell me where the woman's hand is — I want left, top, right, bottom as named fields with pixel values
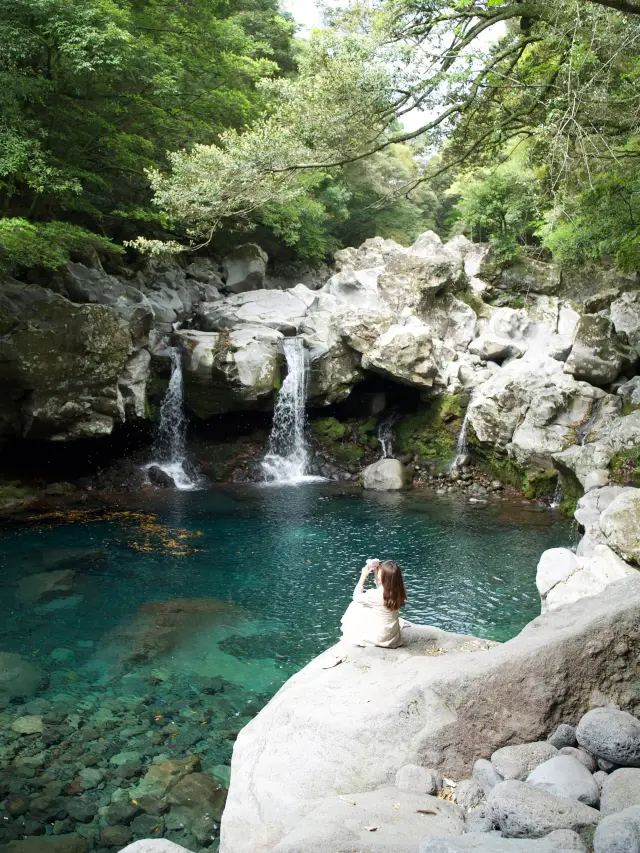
left=364, top=558, right=380, bottom=575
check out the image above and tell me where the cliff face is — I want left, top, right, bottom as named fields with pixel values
left=1, top=235, right=639, bottom=497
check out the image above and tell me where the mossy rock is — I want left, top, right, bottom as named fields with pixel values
left=395, top=393, right=467, bottom=465
left=356, top=417, right=379, bottom=450
left=610, top=446, right=640, bottom=487
left=458, top=290, right=487, bottom=317
left=312, top=418, right=348, bottom=442
left=334, top=443, right=365, bottom=466
left=556, top=470, right=585, bottom=516
left=0, top=482, right=35, bottom=513
left=523, top=469, right=558, bottom=500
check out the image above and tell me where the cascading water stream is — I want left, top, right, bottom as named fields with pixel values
left=147, top=347, right=198, bottom=490
left=450, top=409, right=471, bottom=471
left=262, top=338, right=321, bottom=484
left=550, top=481, right=563, bottom=509
left=576, top=398, right=603, bottom=446
left=377, top=411, right=401, bottom=459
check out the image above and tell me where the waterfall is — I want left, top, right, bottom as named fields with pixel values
left=550, top=481, right=563, bottom=509
left=450, top=409, right=471, bottom=471
left=148, top=348, right=198, bottom=490
left=262, top=338, right=319, bottom=484
left=378, top=411, right=401, bottom=459
left=576, top=398, right=602, bottom=446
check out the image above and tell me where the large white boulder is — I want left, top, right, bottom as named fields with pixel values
left=220, top=580, right=640, bottom=853
left=467, top=356, right=617, bottom=472
left=600, top=489, right=640, bottom=565
left=271, top=787, right=464, bottom=853
left=362, top=458, right=411, bottom=490
left=197, top=287, right=315, bottom=334
left=554, top=410, right=640, bottom=488
left=537, top=487, right=639, bottom=612
left=361, top=322, right=439, bottom=388
left=564, top=315, right=628, bottom=386
left=177, top=326, right=282, bottom=417
left=610, top=291, right=640, bottom=349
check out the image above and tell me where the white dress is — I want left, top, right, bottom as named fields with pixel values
left=340, top=577, right=402, bottom=648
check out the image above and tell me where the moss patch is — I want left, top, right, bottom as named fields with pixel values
left=0, top=482, right=35, bottom=512
left=556, top=470, right=584, bottom=516
left=523, top=469, right=557, bottom=500
left=312, top=418, right=348, bottom=442
left=311, top=416, right=379, bottom=467
left=610, top=446, right=640, bottom=487
left=395, top=393, right=467, bottom=466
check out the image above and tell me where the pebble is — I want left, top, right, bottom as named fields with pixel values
left=455, top=779, right=484, bottom=809
left=130, top=813, right=165, bottom=837
left=109, top=751, right=142, bottom=767
left=487, top=780, right=600, bottom=840
left=473, top=758, right=503, bottom=796
left=558, top=746, right=598, bottom=772
left=78, top=768, right=104, bottom=790
left=105, top=801, right=139, bottom=826
left=100, top=824, right=132, bottom=847
left=526, top=755, right=600, bottom=808
left=66, top=797, right=98, bottom=823
left=5, top=792, right=30, bottom=816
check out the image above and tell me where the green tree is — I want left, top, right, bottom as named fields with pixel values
left=452, top=160, right=542, bottom=261
left=0, top=0, right=295, bottom=268
left=137, top=0, right=640, bottom=272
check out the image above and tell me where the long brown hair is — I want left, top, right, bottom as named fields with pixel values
left=379, top=561, right=407, bottom=611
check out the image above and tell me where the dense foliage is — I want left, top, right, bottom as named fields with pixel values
left=1, top=0, right=639, bottom=272
left=0, top=0, right=296, bottom=267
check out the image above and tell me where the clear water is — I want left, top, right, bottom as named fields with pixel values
left=0, top=486, right=569, bottom=847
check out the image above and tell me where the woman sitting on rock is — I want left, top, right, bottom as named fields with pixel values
left=340, top=558, right=408, bottom=648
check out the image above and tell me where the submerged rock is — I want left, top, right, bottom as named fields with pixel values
left=0, top=651, right=48, bottom=703
left=132, top=756, right=200, bottom=799
left=16, top=569, right=75, bottom=604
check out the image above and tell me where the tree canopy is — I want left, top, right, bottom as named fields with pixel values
left=1, top=0, right=639, bottom=272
